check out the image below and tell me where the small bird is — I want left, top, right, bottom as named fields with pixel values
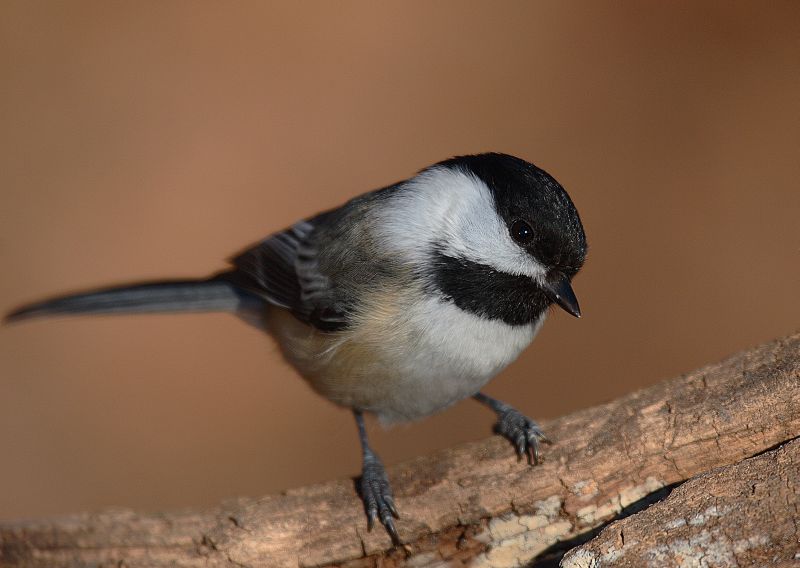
left=6, top=153, right=587, bottom=544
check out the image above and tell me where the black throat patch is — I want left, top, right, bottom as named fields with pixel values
left=429, top=251, right=552, bottom=326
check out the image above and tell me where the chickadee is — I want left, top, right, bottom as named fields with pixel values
left=7, top=153, right=587, bottom=544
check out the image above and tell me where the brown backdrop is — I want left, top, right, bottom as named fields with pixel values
left=1, top=2, right=798, bottom=521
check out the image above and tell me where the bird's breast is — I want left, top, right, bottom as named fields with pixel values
left=267, top=288, right=545, bottom=424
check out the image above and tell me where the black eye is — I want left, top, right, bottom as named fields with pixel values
left=510, top=220, right=534, bottom=244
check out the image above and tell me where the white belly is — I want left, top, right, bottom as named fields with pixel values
left=267, top=297, right=545, bottom=424
left=369, top=297, right=544, bottom=422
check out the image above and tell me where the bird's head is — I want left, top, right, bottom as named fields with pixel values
left=380, top=152, right=587, bottom=325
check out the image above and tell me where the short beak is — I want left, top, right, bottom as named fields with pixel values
left=544, top=276, right=581, bottom=318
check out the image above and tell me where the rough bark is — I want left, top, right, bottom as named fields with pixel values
left=1, top=332, right=798, bottom=568
left=560, top=438, right=800, bottom=568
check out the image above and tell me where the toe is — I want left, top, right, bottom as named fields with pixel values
left=383, top=515, right=402, bottom=546
left=358, top=466, right=402, bottom=545
left=363, top=494, right=378, bottom=530
left=526, top=436, right=540, bottom=465
left=514, top=431, right=527, bottom=458
left=384, top=495, right=400, bottom=519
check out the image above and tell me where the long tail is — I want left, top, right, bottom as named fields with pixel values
left=5, top=276, right=265, bottom=323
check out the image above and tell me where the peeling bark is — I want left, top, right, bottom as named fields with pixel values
left=1, top=332, right=799, bottom=567
left=561, top=438, right=800, bottom=568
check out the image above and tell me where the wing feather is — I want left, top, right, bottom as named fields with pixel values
left=228, top=219, right=348, bottom=330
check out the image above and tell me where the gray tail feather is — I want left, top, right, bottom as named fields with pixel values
left=5, top=277, right=265, bottom=323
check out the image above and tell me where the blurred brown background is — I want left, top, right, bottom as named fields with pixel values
left=1, top=2, right=798, bottom=521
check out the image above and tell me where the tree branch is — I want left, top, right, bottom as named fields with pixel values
left=2, top=332, right=798, bottom=567
left=561, top=438, right=800, bottom=567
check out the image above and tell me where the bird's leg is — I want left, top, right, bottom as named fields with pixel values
left=354, top=410, right=401, bottom=545
left=473, top=392, right=551, bottom=465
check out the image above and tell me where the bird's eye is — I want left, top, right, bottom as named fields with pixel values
left=510, top=220, right=534, bottom=244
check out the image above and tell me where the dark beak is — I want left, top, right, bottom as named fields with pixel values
left=544, top=276, right=581, bottom=318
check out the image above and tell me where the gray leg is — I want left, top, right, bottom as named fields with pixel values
left=354, top=410, right=401, bottom=545
left=474, top=392, right=551, bottom=465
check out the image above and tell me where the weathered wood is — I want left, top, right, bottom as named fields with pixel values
left=561, top=438, right=800, bottom=568
left=1, top=332, right=798, bottom=568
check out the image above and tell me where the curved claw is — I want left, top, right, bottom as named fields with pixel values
left=514, top=432, right=527, bottom=458
left=366, top=498, right=402, bottom=546
left=527, top=436, right=541, bottom=465
left=384, top=495, right=400, bottom=519
left=383, top=516, right=402, bottom=546
left=525, top=427, right=553, bottom=465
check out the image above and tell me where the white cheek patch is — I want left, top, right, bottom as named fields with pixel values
left=375, top=166, right=547, bottom=280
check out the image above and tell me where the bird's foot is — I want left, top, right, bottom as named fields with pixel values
left=358, top=453, right=401, bottom=545
left=493, top=406, right=551, bottom=465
